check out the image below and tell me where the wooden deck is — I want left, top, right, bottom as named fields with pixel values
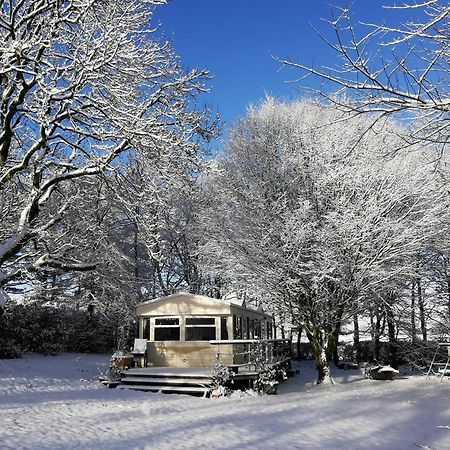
left=119, top=367, right=213, bottom=396
left=118, top=359, right=292, bottom=396
left=125, top=367, right=214, bottom=378
left=123, top=365, right=275, bottom=380
left=120, top=365, right=259, bottom=384
left=117, top=338, right=293, bottom=396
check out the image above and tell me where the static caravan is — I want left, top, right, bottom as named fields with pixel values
left=136, top=292, right=273, bottom=368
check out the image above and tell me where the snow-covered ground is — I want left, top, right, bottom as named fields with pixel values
left=1, top=354, right=449, bottom=449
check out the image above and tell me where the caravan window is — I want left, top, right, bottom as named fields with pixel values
left=233, top=315, right=242, bottom=339
left=154, top=318, right=180, bottom=341
left=250, top=319, right=255, bottom=338
left=185, top=317, right=216, bottom=341
left=220, top=317, right=229, bottom=340
left=255, top=320, right=261, bottom=339
left=267, top=321, right=272, bottom=339
left=143, top=318, right=150, bottom=339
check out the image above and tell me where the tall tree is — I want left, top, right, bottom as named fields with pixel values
left=202, top=98, right=448, bottom=383
left=0, top=0, right=214, bottom=291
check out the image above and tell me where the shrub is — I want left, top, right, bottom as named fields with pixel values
left=0, top=302, right=131, bottom=358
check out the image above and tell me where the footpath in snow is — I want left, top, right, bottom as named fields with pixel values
left=1, top=353, right=449, bottom=449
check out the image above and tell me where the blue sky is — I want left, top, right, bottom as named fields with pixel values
left=153, top=1, right=411, bottom=146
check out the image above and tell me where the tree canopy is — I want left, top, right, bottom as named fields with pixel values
left=201, top=98, right=448, bottom=382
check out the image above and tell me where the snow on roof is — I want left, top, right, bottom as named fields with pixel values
left=136, top=291, right=225, bottom=308
left=136, top=291, right=271, bottom=317
left=256, top=304, right=266, bottom=314
left=228, top=297, right=246, bottom=307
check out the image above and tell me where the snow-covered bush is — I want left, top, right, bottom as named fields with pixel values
left=210, top=361, right=234, bottom=397
left=255, top=367, right=279, bottom=395
left=99, top=365, right=122, bottom=388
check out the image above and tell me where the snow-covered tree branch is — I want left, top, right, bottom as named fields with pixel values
left=0, top=0, right=216, bottom=289
left=202, top=98, right=448, bottom=383
left=275, top=1, right=449, bottom=148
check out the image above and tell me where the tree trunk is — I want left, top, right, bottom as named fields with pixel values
left=386, top=300, right=398, bottom=369
left=411, top=279, right=416, bottom=343
left=448, top=276, right=450, bottom=319
left=373, top=307, right=382, bottom=362
left=353, top=314, right=361, bottom=362
left=188, top=263, right=200, bottom=294
left=316, top=347, right=331, bottom=383
left=326, top=326, right=340, bottom=366
left=418, top=278, right=427, bottom=341
left=369, top=308, right=375, bottom=342
left=326, top=306, right=343, bottom=366
left=305, top=325, right=332, bottom=384
left=212, top=276, right=222, bottom=299
left=332, top=338, right=339, bottom=367
left=296, top=326, right=302, bottom=360
left=133, top=220, right=139, bottom=280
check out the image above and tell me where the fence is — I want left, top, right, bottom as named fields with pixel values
left=210, top=338, right=291, bottom=371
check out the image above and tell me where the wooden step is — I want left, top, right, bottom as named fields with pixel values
left=121, top=376, right=211, bottom=387
left=118, top=384, right=210, bottom=396
left=123, top=368, right=212, bottom=380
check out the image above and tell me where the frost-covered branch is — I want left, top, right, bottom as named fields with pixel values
left=202, top=99, right=449, bottom=382
left=0, top=0, right=216, bottom=289
left=275, top=1, right=449, bottom=147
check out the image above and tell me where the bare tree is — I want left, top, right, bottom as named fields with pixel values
left=276, top=1, right=449, bottom=148
left=0, top=0, right=214, bottom=291
left=63, top=149, right=217, bottom=324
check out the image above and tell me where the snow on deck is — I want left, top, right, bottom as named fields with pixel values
left=1, top=353, right=450, bottom=449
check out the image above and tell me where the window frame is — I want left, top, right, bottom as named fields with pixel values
left=220, top=316, right=229, bottom=340
left=152, top=316, right=181, bottom=341
left=185, top=316, right=217, bottom=341
left=233, top=315, right=243, bottom=339
left=141, top=317, right=151, bottom=340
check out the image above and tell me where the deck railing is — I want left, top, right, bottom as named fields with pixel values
left=209, top=338, right=291, bottom=371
